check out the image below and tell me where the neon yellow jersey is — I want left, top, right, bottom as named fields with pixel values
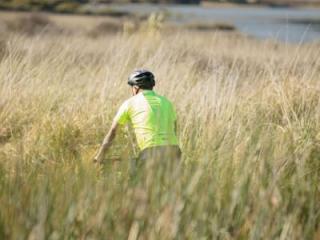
left=114, top=90, right=179, bottom=151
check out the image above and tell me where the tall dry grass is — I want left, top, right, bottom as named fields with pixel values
left=0, top=28, right=320, bottom=239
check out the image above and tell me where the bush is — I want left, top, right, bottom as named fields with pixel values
left=88, top=21, right=123, bottom=37
left=186, top=22, right=236, bottom=31
left=4, top=0, right=33, bottom=11
left=77, top=5, right=131, bottom=17
left=6, top=13, right=61, bottom=35
left=54, top=2, right=81, bottom=14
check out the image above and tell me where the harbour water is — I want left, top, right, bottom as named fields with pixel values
left=111, top=4, right=320, bottom=43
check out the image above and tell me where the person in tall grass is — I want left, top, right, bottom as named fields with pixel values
left=94, top=69, right=181, bottom=164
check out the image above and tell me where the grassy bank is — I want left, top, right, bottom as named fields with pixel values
left=0, top=17, right=320, bottom=239
left=0, top=11, right=237, bottom=36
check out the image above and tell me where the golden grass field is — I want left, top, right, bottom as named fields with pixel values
left=0, top=12, right=320, bottom=239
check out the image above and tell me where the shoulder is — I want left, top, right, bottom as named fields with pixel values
left=121, top=95, right=136, bottom=106
left=158, top=94, right=173, bottom=106
left=117, top=98, right=132, bottom=113
left=118, top=94, right=142, bottom=111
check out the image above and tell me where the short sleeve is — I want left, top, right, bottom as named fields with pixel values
left=114, top=101, right=130, bottom=125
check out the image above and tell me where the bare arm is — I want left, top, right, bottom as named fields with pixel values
left=93, top=121, right=118, bottom=164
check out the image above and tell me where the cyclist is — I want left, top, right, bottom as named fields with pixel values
left=93, top=69, right=181, bottom=164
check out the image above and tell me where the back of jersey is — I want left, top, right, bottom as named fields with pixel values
left=114, top=90, right=178, bottom=151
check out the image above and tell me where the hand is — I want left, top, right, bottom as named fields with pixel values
left=93, top=154, right=103, bottom=165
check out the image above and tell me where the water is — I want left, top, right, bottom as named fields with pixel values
left=110, top=4, right=320, bottom=43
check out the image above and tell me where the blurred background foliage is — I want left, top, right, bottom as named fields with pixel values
left=1, top=0, right=319, bottom=14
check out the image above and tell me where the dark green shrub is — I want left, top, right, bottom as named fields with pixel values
left=54, top=2, right=81, bottom=13
left=186, top=22, right=236, bottom=32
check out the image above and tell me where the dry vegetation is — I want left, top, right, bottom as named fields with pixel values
left=0, top=12, right=320, bottom=239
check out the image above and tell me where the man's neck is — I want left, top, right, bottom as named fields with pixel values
left=133, top=89, right=154, bottom=96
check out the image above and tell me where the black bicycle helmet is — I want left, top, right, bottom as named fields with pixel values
left=128, top=69, right=155, bottom=88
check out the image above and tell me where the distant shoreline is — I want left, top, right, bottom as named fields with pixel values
left=1, top=1, right=320, bottom=16
left=201, top=1, right=320, bottom=8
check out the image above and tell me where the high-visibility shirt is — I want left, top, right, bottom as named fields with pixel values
left=114, top=90, right=179, bottom=151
